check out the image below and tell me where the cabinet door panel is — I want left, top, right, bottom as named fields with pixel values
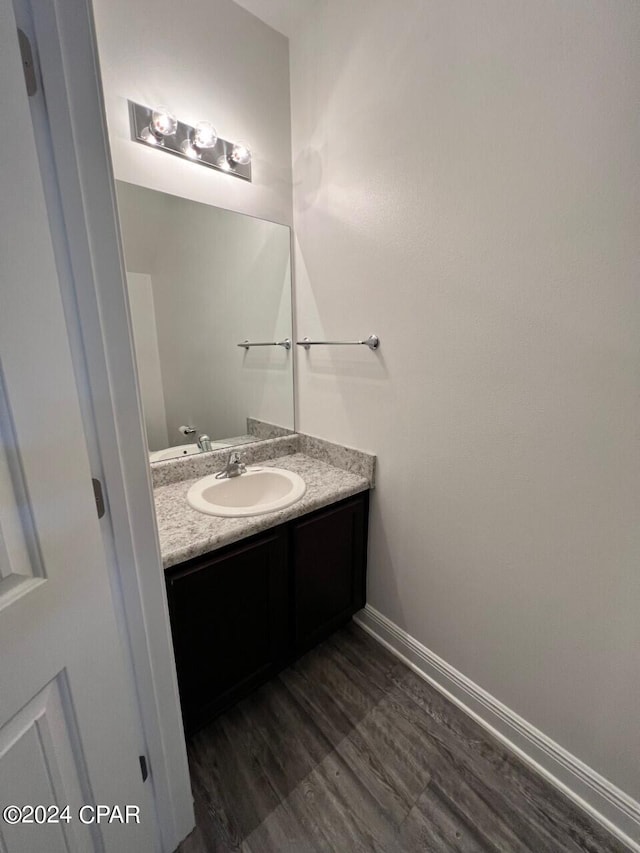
left=293, top=495, right=367, bottom=652
left=167, top=530, right=287, bottom=731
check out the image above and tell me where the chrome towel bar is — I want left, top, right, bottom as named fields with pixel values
left=297, top=334, right=379, bottom=351
left=238, top=339, right=291, bottom=350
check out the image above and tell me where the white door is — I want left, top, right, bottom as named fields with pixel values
left=0, top=5, right=156, bottom=852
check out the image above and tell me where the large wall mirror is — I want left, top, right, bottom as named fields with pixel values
left=116, top=182, right=294, bottom=463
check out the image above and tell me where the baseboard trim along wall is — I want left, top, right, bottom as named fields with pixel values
left=353, top=605, right=640, bottom=852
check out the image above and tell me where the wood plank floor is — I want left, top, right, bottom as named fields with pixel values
left=178, top=623, right=628, bottom=853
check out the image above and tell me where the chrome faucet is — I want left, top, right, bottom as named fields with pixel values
left=197, top=434, right=212, bottom=452
left=215, top=451, right=246, bottom=479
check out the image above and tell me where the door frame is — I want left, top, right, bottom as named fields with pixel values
left=20, top=0, right=195, bottom=849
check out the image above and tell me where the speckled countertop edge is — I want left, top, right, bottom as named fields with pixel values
left=155, top=453, right=369, bottom=569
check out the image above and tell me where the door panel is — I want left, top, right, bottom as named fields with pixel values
left=168, top=530, right=289, bottom=732
left=0, top=5, right=154, bottom=850
left=0, top=677, right=96, bottom=853
left=293, top=496, right=368, bottom=652
left=0, top=369, right=44, bottom=610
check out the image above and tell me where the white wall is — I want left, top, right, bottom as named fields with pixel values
left=93, top=0, right=292, bottom=226
left=290, top=0, right=640, bottom=802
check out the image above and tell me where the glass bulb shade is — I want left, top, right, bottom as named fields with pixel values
left=230, top=141, right=251, bottom=165
left=180, top=139, right=199, bottom=159
left=151, top=106, right=177, bottom=137
left=193, top=121, right=217, bottom=149
left=140, top=126, right=159, bottom=145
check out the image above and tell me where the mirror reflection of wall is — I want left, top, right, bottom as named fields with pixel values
left=116, top=181, right=294, bottom=461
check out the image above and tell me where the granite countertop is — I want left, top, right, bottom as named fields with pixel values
left=154, top=452, right=369, bottom=569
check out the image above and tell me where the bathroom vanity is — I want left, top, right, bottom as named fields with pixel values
left=166, top=492, right=368, bottom=732
left=117, top=177, right=378, bottom=732
left=152, top=435, right=375, bottom=734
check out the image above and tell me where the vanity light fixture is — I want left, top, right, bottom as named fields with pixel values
left=129, top=101, right=252, bottom=181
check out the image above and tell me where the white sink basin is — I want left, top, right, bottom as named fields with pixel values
left=149, top=438, right=243, bottom=463
left=149, top=443, right=200, bottom=463
left=187, top=467, right=306, bottom=517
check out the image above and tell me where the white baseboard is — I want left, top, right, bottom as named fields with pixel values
left=354, top=604, right=640, bottom=852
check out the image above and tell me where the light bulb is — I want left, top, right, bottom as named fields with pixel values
left=150, top=105, right=177, bottom=137
left=180, top=139, right=199, bottom=159
left=230, top=141, right=251, bottom=166
left=140, top=126, right=159, bottom=145
left=193, top=121, right=217, bottom=149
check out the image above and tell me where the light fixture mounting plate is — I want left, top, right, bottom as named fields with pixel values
left=128, top=101, right=252, bottom=182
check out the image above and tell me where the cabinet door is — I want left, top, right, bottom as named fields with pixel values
left=166, top=529, right=288, bottom=732
left=293, top=493, right=368, bottom=653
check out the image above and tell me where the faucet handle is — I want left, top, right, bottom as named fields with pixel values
left=216, top=450, right=246, bottom=479
left=230, top=451, right=246, bottom=475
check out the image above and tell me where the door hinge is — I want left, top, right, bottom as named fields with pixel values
left=139, top=755, right=149, bottom=782
left=92, top=478, right=106, bottom=519
left=17, top=29, right=37, bottom=97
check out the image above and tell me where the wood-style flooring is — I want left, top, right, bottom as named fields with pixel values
left=179, top=622, right=627, bottom=853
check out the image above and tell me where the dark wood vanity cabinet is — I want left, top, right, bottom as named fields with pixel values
left=166, top=491, right=369, bottom=733
left=292, top=495, right=367, bottom=654
left=166, top=529, right=289, bottom=732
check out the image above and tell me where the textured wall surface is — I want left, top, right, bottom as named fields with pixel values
left=290, top=0, right=640, bottom=799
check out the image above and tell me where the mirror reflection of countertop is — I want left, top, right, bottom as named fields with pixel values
left=154, top=446, right=374, bottom=569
